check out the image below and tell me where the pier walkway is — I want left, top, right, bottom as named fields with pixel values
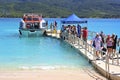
left=46, top=29, right=120, bottom=80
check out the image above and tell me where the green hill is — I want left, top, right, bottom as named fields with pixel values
left=0, top=0, right=120, bottom=18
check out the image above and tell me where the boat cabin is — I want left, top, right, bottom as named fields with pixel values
left=20, top=14, right=46, bottom=30
left=19, top=13, right=46, bottom=36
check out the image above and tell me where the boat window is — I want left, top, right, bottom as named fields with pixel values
left=33, top=18, right=39, bottom=21
left=27, top=17, right=32, bottom=21
left=42, top=23, right=46, bottom=27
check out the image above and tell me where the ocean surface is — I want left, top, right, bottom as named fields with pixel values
left=0, top=18, right=120, bottom=70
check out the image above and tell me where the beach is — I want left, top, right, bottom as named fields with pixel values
left=0, top=69, right=106, bottom=80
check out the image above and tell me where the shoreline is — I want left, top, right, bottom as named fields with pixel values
left=0, top=69, right=106, bottom=80
left=0, top=65, right=93, bottom=72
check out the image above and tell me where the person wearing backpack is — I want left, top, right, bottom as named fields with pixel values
left=117, top=38, right=120, bottom=53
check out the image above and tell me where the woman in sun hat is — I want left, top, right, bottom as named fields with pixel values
left=92, top=33, right=102, bottom=59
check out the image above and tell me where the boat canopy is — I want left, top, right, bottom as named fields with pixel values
left=62, top=14, right=87, bottom=24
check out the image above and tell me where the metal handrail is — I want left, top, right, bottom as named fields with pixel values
left=61, top=30, right=120, bottom=80
left=62, top=30, right=120, bottom=66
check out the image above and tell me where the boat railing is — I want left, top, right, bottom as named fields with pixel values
left=19, top=28, right=45, bottom=31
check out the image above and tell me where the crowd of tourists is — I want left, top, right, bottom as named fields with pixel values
left=92, top=31, right=120, bottom=60
left=60, top=25, right=120, bottom=60
left=60, top=24, right=88, bottom=41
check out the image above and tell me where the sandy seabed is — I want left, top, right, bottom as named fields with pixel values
left=0, top=69, right=106, bottom=80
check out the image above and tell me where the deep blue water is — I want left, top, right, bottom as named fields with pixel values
left=0, top=18, right=120, bottom=70
left=87, top=18, right=120, bottom=36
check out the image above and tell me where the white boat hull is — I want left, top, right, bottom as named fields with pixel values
left=19, top=29, right=45, bottom=37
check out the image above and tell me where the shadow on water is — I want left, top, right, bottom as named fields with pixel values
left=0, top=32, right=45, bottom=39
left=0, top=33, right=19, bottom=40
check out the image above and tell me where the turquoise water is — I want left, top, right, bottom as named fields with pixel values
left=0, top=18, right=120, bottom=70
left=0, top=18, right=91, bottom=70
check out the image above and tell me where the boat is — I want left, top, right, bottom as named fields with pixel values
left=19, top=13, right=46, bottom=36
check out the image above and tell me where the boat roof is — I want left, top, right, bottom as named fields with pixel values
left=22, top=13, right=42, bottom=22
left=23, top=13, right=42, bottom=17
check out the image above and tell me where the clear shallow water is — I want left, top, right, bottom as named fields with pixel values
left=0, top=18, right=120, bottom=70
left=0, top=37, right=90, bottom=70
left=0, top=18, right=91, bottom=70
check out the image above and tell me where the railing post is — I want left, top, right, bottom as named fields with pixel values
left=69, top=33, right=71, bottom=43
left=90, top=45, right=92, bottom=53
left=105, top=52, right=110, bottom=79
left=72, top=34, right=73, bottom=44
left=117, top=53, right=119, bottom=65
left=93, top=48, right=96, bottom=61
left=85, top=41, right=87, bottom=55
left=73, top=35, right=74, bottom=44
left=56, top=29, right=57, bottom=37
left=78, top=37, right=80, bottom=49
left=74, top=35, right=76, bottom=44
left=68, top=33, right=70, bottom=42
left=51, top=27, right=52, bottom=35
left=88, top=44, right=91, bottom=53
left=79, top=38, right=82, bottom=46
left=112, top=53, right=114, bottom=64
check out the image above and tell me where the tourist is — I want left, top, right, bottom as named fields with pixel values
left=111, top=33, right=118, bottom=55
left=117, top=38, right=120, bottom=53
left=82, top=27, right=88, bottom=42
left=54, top=21, right=57, bottom=30
left=50, top=23, right=53, bottom=30
left=71, top=25, right=74, bottom=35
left=77, top=24, right=81, bottom=38
left=106, top=35, right=113, bottom=58
left=73, top=25, right=76, bottom=35
left=68, top=25, right=71, bottom=34
left=54, top=21, right=57, bottom=27
left=99, top=31, right=105, bottom=46
left=46, top=21, right=48, bottom=29
left=61, top=25, right=65, bottom=32
left=92, top=33, right=102, bottom=59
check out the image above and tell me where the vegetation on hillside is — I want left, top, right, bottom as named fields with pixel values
left=0, top=0, right=120, bottom=18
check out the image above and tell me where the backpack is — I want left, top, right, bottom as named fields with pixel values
left=119, top=47, right=120, bottom=53
left=92, top=40, right=95, bottom=47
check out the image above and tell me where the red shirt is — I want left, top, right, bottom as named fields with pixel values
left=82, top=29, right=88, bottom=38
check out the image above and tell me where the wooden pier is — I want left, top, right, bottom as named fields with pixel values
left=46, top=29, right=120, bottom=80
